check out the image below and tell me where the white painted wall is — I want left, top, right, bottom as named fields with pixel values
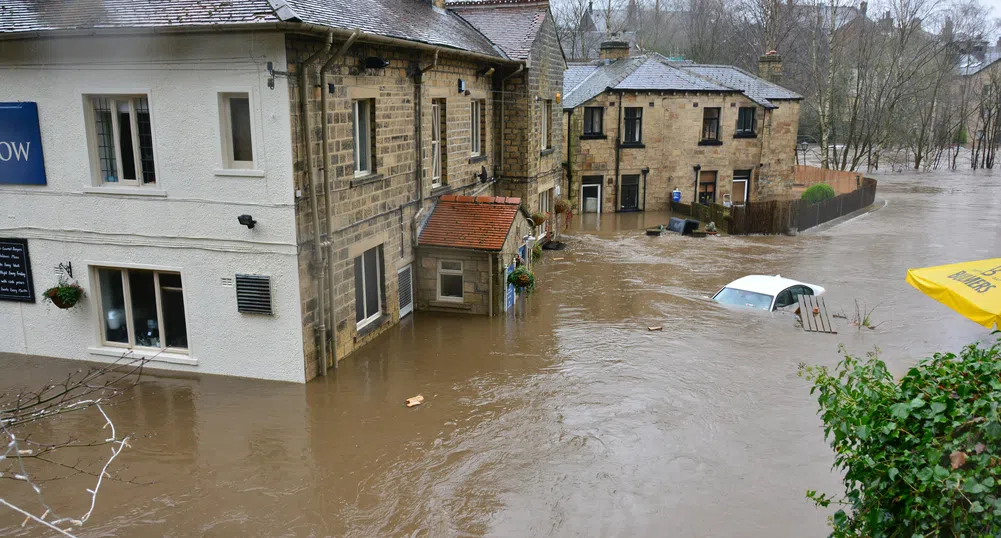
left=0, top=32, right=306, bottom=382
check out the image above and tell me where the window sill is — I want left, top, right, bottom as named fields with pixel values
left=88, top=346, right=197, bottom=366
left=733, top=133, right=757, bottom=139
left=83, top=186, right=167, bottom=197
left=350, top=173, right=385, bottom=187
left=430, top=300, right=473, bottom=310
left=580, top=133, right=607, bottom=140
left=355, top=314, right=390, bottom=339
left=214, top=168, right=266, bottom=178
left=698, top=139, right=723, bottom=146
left=540, top=148, right=556, bottom=156
left=468, top=154, right=488, bottom=164
left=619, top=142, right=645, bottom=149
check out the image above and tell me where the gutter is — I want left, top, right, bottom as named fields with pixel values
left=319, top=29, right=360, bottom=372
left=300, top=31, right=334, bottom=376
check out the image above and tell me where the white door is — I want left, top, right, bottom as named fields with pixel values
left=398, top=265, right=413, bottom=318
left=581, top=184, right=601, bottom=214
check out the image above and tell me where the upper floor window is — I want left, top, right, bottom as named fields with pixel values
left=541, top=99, right=553, bottom=150
left=220, top=92, right=254, bottom=169
left=623, top=107, right=642, bottom=144
left=470, top=100, right=484, bottom=157
left=736, top=107, right=756, bottom=137
left=583, top=106, right=603, bottom=135
left=86, top=95, right=156, bottom=186
left=701, top=107, right=721, bottom=142
left=353, top=99, right=374, bottom=176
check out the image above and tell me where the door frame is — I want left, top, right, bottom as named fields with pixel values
left=581, top=183, right=602, bottom=214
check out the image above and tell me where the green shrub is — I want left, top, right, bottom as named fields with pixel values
left=800, top=341, right=1001, bottom=537
left=802, top=183, right=836, bottom=204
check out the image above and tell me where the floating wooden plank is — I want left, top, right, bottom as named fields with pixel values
left=799, top=295, right=837, bottom=334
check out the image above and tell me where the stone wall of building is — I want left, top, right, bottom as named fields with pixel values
left=496, top=10, right=565, bottom=214
left=287, top=35, right=506, bottom=379
left=565, top=90, right=800, bottom=213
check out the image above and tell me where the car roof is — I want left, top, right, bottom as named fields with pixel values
left=724, top=275, right=811, bottom=296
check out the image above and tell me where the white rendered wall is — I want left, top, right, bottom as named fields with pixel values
left=0, top=32, right=305, bottom=382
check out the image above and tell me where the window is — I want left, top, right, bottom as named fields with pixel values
left=584, top=106, right=603, bottom=135
left=541, top=99, right=553, bottom=150
left=736, top=107, right=756, bottom=136
left=353, top=99, right=374, bottom=176
left=624, top=107, right=642, bottom=144
left=701, top=107, right=721, bottom=142
left=220, top=93, right=254, bottom=169
left=438, top=260, right=464, bottom=302
left=431, top=99, right=446, bottom=188
left=87, top=95, right=156, bottom=185
left=470, top=100, right=485, bottom=156
left=96, top=267, right=187, bottom=350
left=354, top=246, right=383, bottom=329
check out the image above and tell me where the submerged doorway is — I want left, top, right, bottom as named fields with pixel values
left=582, top=176, right=602, bottom=213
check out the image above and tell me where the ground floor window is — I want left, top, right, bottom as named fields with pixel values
left=96, top=267, right=187, bottom=350
left=354, top=246, right=383, bottom=329
left=438, top=260, right=464, bottom=302
left=698, top=170, right=717, bottom=205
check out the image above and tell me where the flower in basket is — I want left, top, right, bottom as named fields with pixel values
left=43, top=280, right=85, bottom=309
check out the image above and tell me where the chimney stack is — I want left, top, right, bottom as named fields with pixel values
left=758, top=50, right=782, bottom=84
left=599, top=41, right=631, bottom=61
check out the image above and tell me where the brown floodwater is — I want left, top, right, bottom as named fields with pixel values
left=2, top=170, right=1000, bottom=537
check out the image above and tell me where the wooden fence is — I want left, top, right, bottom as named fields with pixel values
left=672, top=177, right=877, bottom=235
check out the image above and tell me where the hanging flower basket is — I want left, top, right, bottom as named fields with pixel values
left=507, top=266, right=536, bottom=295
left=43, top=281, right=85, bottom=309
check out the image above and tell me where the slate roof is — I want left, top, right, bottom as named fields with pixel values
left=677, top=64, right=802, bottom=107
left=420, top=195, right=522, bottom=251
left=451, top=2, right=548, bottom=60
left=0, top=0, right=509, bottom=59
left=0, top=0, right=279, bottom=34
left=563, top=54, right=802, bottom=110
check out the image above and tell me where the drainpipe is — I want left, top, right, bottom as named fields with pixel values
left=319, top=29, right=359, bottom=372
left=499, top=64, right=525, bottom=184
left=613, top=90, right=623, bottom=212
left=301, top=31, right=334, bottom=376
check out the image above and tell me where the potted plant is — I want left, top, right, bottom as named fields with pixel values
left=43, top=279, right=85, bottom=309
left=507, top=266, right=536, bottom=295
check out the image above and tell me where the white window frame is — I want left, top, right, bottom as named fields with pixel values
left=431, top=100, right=443, bottom=188
left=470, top=100, right=482, bottom=157
left=219, top=92, right=255, bottom=170
left=92, top=265, right=188, bottom=354
left=353, top=99, right=373, bottom=177
left=437, top=260, right=464, bottom=302
left=355, top=247, right=383, bottom=329
left=83, top=94, right=156, bottom=187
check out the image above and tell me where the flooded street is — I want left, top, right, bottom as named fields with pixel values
left=2, top=170, right=1000, bottom=537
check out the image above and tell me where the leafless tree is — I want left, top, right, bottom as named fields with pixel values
left=1, top=356, right=145, bottom=537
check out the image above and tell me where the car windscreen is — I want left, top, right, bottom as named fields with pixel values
left=712, top=287, right=773, bottom=310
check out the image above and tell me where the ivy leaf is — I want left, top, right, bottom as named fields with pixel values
left=890, top=402, right=911, bottom=419
left=986, top=421, right=1001, bottom=440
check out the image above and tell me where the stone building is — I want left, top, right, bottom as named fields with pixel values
left=0, top=0, right=563, bottom=383
left=562, top=44, right=801, bottom=214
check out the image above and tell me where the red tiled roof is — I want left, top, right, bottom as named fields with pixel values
left=419, top=195, right=522, bottom=251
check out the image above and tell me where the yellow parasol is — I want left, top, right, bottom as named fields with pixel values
left=906, top=258, right=1001, bottom=329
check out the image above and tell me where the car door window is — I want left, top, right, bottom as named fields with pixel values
left=774, top=288, right=795, bottom=309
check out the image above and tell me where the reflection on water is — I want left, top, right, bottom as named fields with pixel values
left=2, top=170, right=999, bottom=537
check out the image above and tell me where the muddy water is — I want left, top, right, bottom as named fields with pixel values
left=2, top=171, right=999, bottom=537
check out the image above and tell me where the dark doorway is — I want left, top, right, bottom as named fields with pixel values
left=620, top=174, right=640, bottom=211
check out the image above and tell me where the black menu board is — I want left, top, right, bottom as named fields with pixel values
left=0, top=238, right=35, bottom=302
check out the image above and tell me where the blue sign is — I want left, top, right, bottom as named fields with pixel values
left=0, top=102, right=47, bottom=185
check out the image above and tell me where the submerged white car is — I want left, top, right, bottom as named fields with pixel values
left=712, top=275, right=826, bottom=312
